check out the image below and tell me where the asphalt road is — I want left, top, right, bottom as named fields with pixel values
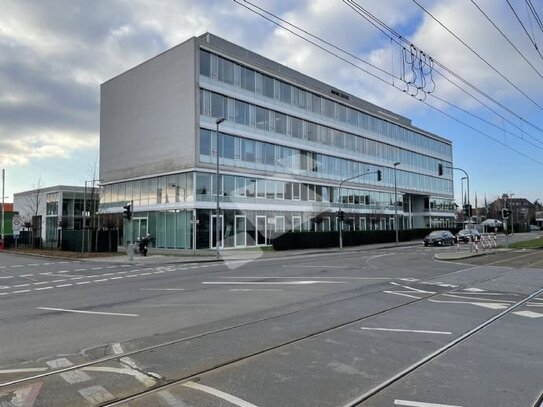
left=0, top=245, right=542, bottom=407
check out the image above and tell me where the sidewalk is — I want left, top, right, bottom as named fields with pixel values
left=83, top=239, right=422, bottom=264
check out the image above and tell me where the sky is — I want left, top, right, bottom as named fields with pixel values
left=1, top=0, right=543, bottom=207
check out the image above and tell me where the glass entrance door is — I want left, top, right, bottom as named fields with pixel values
left=256, top=216, right=267, bottom=246
left=235, top=215, right=247, bottom=247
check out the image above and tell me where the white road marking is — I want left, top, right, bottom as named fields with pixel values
left=47, top=358, right=73, bottom=369
left=79, top=385, right=115, bottom=404
left=55, top=284, right=73, bottom=288
left=428, top=299, right=510, bottom=309
left=13, top=284, right=30, bottom=288
left=60, top=369, right=91, bottom=384
left=383, top=291, right=422, bottom=299
left=221, top=276, right=391, bottom=280
left=159, top=390, right=188, bottom=406
left=140, top=288, right=186, bottom=291
left=203, top=281, right=346, bottom=285
left=33, top=282, right=49, bottom=285
left=20, top=273, right=33, bottom=276
left=230, top=289, right=283, bottom=292
left=76, top=281, right=91, bottom=285
left=119, top=357, right=162, bottom=379
left=284, top=265, right=350, bottom=268
left=513, top=310, right=543, bottom=318
left=34, top=286, right=53, bottom=291
left=0, top=367, right=48, bottom=374
left=361, top=327, right=452, bottom=335
left=112, top=343, right=124, bottom=355
left=110, top=276, right=124, bottom=280
left=12, top=290, right=30, bottom=294
left=83, top=366, right=156, bottom=387
left=37, top=307, right=139, bottom=317
left=462, top=287, right=485, bottom=292
left=93, top=279, right=109, bottom=282
left=443, top=294, right=515, bottom=303
left=395, top=400, right=463, bottom=407
left=182, top=381, right=258, bottom=407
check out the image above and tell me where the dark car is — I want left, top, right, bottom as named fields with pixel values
left=423, top=230, right=455, bottom=247
left=456, top=228, right=481, bottom=243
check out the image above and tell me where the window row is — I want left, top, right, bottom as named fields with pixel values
left=195, top=172, right=407, bottom=209
left=200, top=89, right=451, bottom=173
left=199, top=129, right=454, bottom=196
left=199, top=49, right=452, bottom=157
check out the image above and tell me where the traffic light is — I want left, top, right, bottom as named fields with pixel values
left=438, top=163, right=443, bottom=176
left=377, top=169, right=382, bottom=181
left=463, top=204, right=472, bottom=218
left=123, top=203, right=132, bottom=220
left=337, top=210, right=345, bottom=221
left=501, top=208, right=510, bottom=219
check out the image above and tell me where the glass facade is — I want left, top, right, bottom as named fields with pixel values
left=101, top=40, right=456, bottom=251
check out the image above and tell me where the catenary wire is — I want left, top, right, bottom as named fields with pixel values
left=506, top=0, right=543, bottom=61
left=345, top=0, right=543, bottom=143
left=413, top=0, right=543, bottom=110
left=233, top=0, right=543, bottom=167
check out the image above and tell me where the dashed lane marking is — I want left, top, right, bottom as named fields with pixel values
left=0, top=367, right=48, bottom=374
left=394, top=400, right=464, bottom=407
left=512, top=310, right=543, bottom=318
left=361, top=327, right=452, bottom=335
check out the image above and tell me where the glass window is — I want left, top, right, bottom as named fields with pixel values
left=200, top=129, right=211, bottom=156
left=291, top=117, right=303, bottom=138
left=211, top=93, right=227, bottom=119
left=293, top=183, right=300, bottom=200
left=256, top=106, right=269, bottom=131
left=257, top=179, right=265, bottom=198
left=264, top=143, right=275, bottom=165
left=199, top=50, right=211, bottom=77
left=235, top=100, right=249, bottom=125
left=262, top=74, right=274, bottom=98
left=275, top=112, right=287, bottom=135
left=241, top=66, right=255, bottom=92
left=265, top=180, right=275, bottom=199
left=307, top=122, right=318, bottom=142
left=218, top=57, right=234, bottom=84
left=242, top=139, right=255, bottom=162
left=246, top=179, right=256, bottom=197
left=280, top=82, right=292, bottom=104
left=337, top=104, right=346, bottom=123
left=276, top=181, right=285, bottom=199
left=235, top=177, right=246, bottom=196
left=224, top=175, right=235, bottom=197
left=221, top=134, right=235, bottom=159
left=323, top=98, right=334, bottom=119
left=196, top=173, right=210, bottom=195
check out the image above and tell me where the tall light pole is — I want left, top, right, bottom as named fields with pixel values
left=81, top=180, right=90, bottom=253
left=461, top=177, right=466, bottom=206
left=509, top=193, right=515, bottom=235
left=1, top=169, right=5, bottom=241
left=215, top=117, right=226, bottom=260
left=393, top=162, right=400, bottom=246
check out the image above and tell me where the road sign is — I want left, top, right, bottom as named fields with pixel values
left=12, top=215, right=22, bottom=234
left=190, top=219, right=200, bottom=224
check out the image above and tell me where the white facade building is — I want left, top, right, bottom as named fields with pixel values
left=100, top=33, right=455, bottom=249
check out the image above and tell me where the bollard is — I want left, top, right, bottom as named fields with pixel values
left=127, top=242, right=134, bottom=261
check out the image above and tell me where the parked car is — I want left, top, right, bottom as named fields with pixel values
left=456, top=228, right=481, bottom=243
left=423, top=230, right=455, bottom=246
left=529, top=225, right=541, bottom=231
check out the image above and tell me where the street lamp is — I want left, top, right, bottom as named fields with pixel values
left=393, top=162, right=400, bottom=246
left=338, top=169, right=381, bottom=250
left=509, top=193, right=515, bottom=235
left=215, top=117, right=226, bottom=260
left=1, top=168, right=4, bottom=241
left=461, top=177, right=466, bottom=206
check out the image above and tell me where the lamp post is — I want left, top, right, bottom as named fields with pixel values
left=1, top=168, right=5, bottom=241
left=393, top=162, right=400, bottom=246
left=461, top=177, right=466, bottom=206
left=509, top=193, right=515, bottom=235
left=338, top=170, right=381, bottom=250
left=81, top=180, right=90, bottom=254
left=215, top=117, right=226, bottom=260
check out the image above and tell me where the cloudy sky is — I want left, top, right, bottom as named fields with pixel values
left=1, top=0, right=543, bottom=206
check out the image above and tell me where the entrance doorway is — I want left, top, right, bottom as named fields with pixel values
left=256, top=216, right=267, bottom=245
left=211, top=214, right=224, bottom=249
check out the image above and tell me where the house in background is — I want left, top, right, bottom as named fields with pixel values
left=14, top=185, right=99, bottom=248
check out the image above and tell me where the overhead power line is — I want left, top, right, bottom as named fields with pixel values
left=506, top=0, right=543, bottom=61
left=344, top=0, right=543, bottom=147
left=233, top=0, right=543, bottom=167
left=413, top=0, right=543, bottom=112
left=471, top=0, right=543, bottom=81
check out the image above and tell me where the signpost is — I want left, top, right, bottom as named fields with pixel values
left=12, top=214, right=21, bottom=249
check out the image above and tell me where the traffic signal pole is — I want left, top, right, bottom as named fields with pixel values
left=338, top=170, right=381, bottom=250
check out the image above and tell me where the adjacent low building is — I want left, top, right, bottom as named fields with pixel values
left=99, top=33, right=455, bottom=250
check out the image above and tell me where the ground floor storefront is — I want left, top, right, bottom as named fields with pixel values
left=122, top=208, right=455, bottom=250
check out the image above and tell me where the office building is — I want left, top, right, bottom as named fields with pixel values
left=100, top=33, right=455, bottom=249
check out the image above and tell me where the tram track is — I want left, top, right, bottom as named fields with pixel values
left=1, top=249, right=541, bottom=406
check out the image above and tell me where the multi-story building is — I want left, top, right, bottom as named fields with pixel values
left=99, top=33, right=455, bottom=250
